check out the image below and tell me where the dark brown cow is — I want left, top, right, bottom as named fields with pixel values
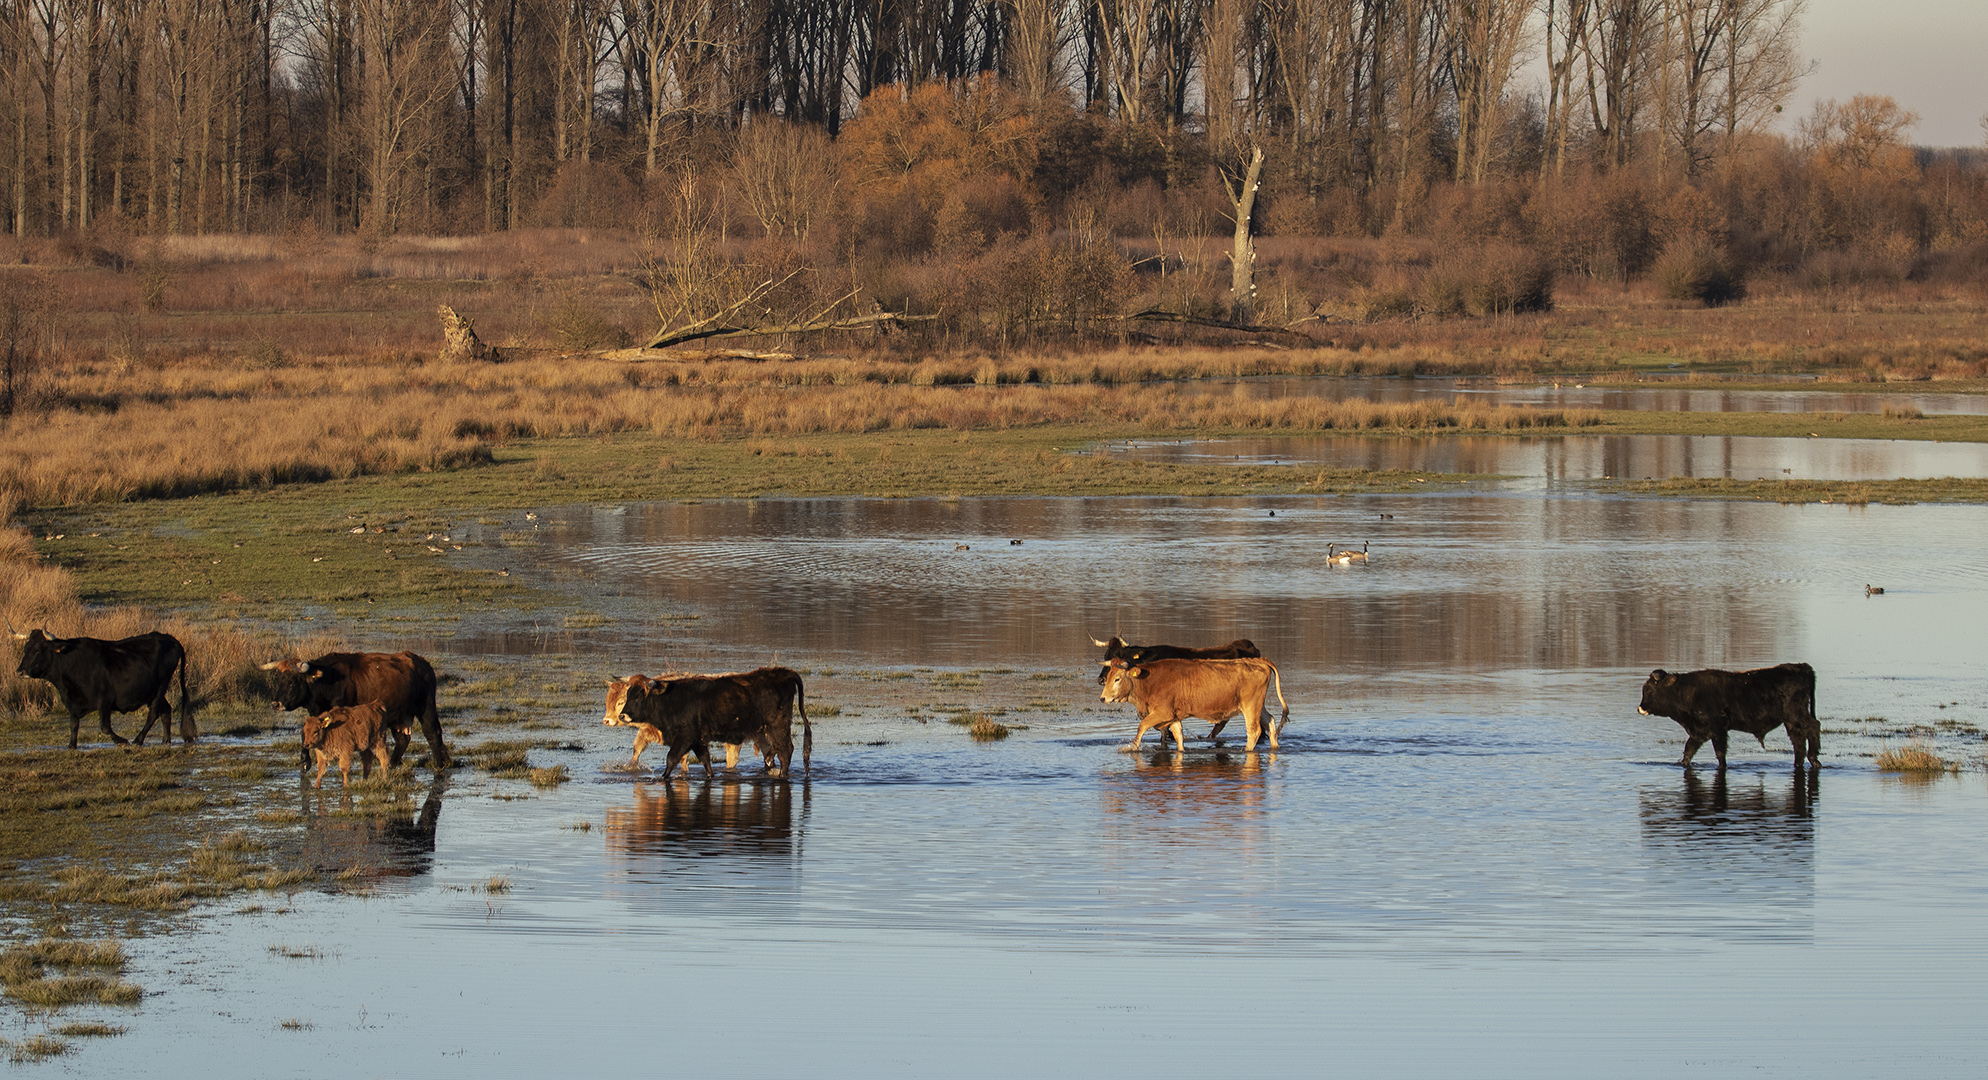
left=1638, top=663, right=1819, bottom=770
left=1089, top=635, right=1261, bottom=686
left=302, top=702, right=393, bottom=789
left=13, top=629, right=194, bottom=748
left=1099, top=657, right=1289, bottom=752
left=603, top=667, right=811, bottom=780
left=260, top=652, right=451, bottom=769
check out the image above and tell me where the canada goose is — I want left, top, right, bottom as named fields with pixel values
left=1866, top=584, right=1884, bottom=596
left=1326, top=541, right=1370, bottom=565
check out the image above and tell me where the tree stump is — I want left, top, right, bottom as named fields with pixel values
left=438, top=305, right=500, bottom=362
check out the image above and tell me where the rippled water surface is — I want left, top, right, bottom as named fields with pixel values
left=1180, top=375, right=1988, bottom=415
left=1111, top=432, right=1988, bottom=483
left=54, top=494, right=1988, bottom=1077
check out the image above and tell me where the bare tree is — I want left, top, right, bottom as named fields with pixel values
left=1538, top=0, right=1589, bottom=176
left=353, top=0, right=456, bottom=234
left=732, top=117, right=834, bottom=238
left=0, top=269, right=52, bottom=418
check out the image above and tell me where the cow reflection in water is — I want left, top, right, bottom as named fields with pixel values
left=1102, top=750, right=1274, bottom=833
left=605, top=781, right=801, bottom=862
left=300, top=775, right=446, bottom=885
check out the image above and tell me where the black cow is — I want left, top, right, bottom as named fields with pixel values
left=13, top=629, right=194, bottom=749
left=1089, top=635, right=1262, bottom=685
left=259, top=652, right=451, bottom=769
left=603, top=667, right=810, bottom=781
left=1638, top=663, right=1820, bottom=770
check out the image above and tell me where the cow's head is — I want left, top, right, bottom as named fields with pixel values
left=13, top=629, right=64, bottom=679
left=603, top=675, right=651, bottom=726
left=258, top=658, right=326, bottom=711
left=1099, top=658, right=1145, bottom=703
left=301, top=712, right=343, bottom=751
left=1637, top=669, right=1674, bottom=716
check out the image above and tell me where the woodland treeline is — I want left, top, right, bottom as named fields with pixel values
left=3, top=0, right=1987, bottom=312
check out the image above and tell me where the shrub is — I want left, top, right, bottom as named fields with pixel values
left=1653, top=240, right=1746, bottom=306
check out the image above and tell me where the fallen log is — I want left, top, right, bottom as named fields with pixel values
left=642, top=309, right=937, bottom=350
left=1105, top=308, right=1318, bottom=337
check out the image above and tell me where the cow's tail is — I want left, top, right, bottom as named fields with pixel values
left=797, top=678, right=812, bottom=777
left=1269, top=662, right=1289, bottom=736
left=178, top=643, right=197, bottom=743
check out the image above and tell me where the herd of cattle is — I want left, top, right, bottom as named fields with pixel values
left=10, top=626, right=1825, bottom=784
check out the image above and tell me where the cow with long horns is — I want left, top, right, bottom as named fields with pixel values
left=1099, top=656, right=1289, bottom=753
left=259, top=652, right=450, bottom=769
left=1089, top=635, right=1261, bottom=686
left=13, top=628, right=194, bottom=748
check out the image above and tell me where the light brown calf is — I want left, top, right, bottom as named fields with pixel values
left=302, top=702, right=393, bottom=789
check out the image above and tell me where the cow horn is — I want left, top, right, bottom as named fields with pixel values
left=1090, top=636, right=1110, bottom=648
left=258, top=660, right=282, bottom=670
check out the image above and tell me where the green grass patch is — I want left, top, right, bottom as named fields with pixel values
left=1592, top=477, right=1988, bottom=505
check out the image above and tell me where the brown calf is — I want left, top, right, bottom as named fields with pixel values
left=302, top=702, right=393, bottom=790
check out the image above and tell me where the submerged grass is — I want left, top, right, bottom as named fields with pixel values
left=1875, top=740, right=1960, bottom=774
left=0, top=940, right=141, bottom=1009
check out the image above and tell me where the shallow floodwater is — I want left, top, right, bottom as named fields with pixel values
left=38, top=494, right=1988, bottom=1077
left=1180, top=375, right=1988, bottom=415
left=1111, top=432, right=1988, bottom=484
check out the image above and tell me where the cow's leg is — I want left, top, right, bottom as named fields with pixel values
left=68, top=709, right=83, bottom=750
left=1679, top=733, right=1705, bottom=766
left=359, top=744, right=373, bottom=781
left=696, top=743, right=716, bottom=780
left=387, top=724, right=413, bottom=768
left=341, top=750, right=357, bottom=789
left=1166, top=721, right=1186, bottom=751
left=374, top=745, right=393, bottom=781
left=662, top=745, right=690, bottom=781
left=724, top=743, right=740, bottom=770
left=312, top=751, right=329, bottom=790
left=100, top=707, right=129, bottom=746
left=629, top=727, right=655, bottom=768
left=1127, top=712, right=1155, bottom=751
left=1711, top=729, right=1730, bottom=771
left=418, top=700, right=451, bottom=769
left=1207, top=719, right=1230, bottom=745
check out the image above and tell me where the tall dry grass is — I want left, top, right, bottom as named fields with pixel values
left=0, top=489, right=332, bottom=719
left=3, top=352, right=1597, bottom=507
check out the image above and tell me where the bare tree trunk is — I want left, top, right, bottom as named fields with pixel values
left=1223, top=143, right=1263, bottom=324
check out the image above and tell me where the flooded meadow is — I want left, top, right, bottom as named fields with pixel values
left=10, top=471, right=1988, bottom=1075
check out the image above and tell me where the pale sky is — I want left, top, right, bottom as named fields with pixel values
left=1789, top=0, right=1988, bottom=147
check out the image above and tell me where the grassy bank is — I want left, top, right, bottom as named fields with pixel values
left=22, top=425, right=1472, bottom=613
left=1593, top=477, right=1988, bottom=504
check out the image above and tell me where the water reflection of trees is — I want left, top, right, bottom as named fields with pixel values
left=521, top=496, right=1799, bottom=678
left=1636, top=769, right=1816, bottom=942
left=300, top=776, right=446, bottom=887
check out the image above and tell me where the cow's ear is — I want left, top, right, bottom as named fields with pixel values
left=51, top=642, right=74, bottom=654
left=306, top=668, right=325, bottom=682
left=1129, top=665, right=1147, bottom=679
left=321, top=716, right=345, bottom=729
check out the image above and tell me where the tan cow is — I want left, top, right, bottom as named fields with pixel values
left=302, top=702, right=394, bottom=789
left=1099, top=657, right=1289, bottom=752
